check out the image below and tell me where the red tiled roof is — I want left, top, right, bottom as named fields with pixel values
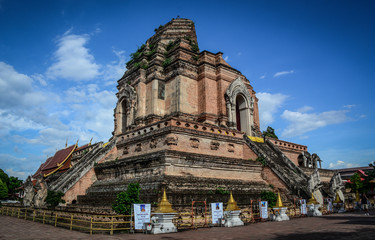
left=38, top=144, right=77, bottom=177
left=32, top=162, right=46, bottom=179
left=42, top=145, right=75, bottom=171
left=75, top=144, right=89, bottom=151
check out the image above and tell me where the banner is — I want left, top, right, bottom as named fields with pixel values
left=259, top=201, right=268, bottom=219
left=133, top=204, right=151, bottom=230
left=211, top=202, right=223, bottom=224
left=300, top=199, right=307, bottom=215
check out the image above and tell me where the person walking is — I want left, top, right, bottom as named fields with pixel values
left=361, top=193, right=369, bottom=216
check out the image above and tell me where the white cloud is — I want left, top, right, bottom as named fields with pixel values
left=102, top=49, right=126, bottom=82
left=46, top=33, right=100, bottom=81
left=281, top=109, right=349, bottom=137
left=237, top=52, right=242, bottom=56
left=328, top=160, right=360, bottom=169
left=6, top=168, right=28, bottom=179
left=297, top=105, right=313, bottom=112
left=0, top=62, right=46, bottom=109
left=224, top=56, right=229, bottom=61
left=259, top=74, right=266, bottom=79
left=344, top=104, right=356, bottom=109
left=0, top=110, right=45, bottom=136
left=273, top=70, right=294, bottom=78
left=31, top=73, right=48, bottom=86
left=257, top=92, right=288, bottom=129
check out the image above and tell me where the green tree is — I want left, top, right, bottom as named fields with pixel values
left=8, top=176, right=23, bottom=195
left=349, top=172, right=363, bottom=192
left=112, top=183, right=142, bottom=214
left=0, top=179, right=8, bottom=199
left=45, top=190, right=65, bottom=208
left=0, top=169, right=9, bottom=187
left=260, top=191, right=277, bottom=208
left=263, top=126, right=278, bottom=139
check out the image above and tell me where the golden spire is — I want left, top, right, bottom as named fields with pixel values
left=155, top=189, right=175, bottom=213
left=65, top=137, right=68, bottom=148
left=225, top=191, right=240, bottom=211
left=333, top=192, right=342, bottom=204
left=307, top=193, right=319, bottom=205
left=89, top=137, right=93, bottom=146
left=275, top=191, right=283, bottom=208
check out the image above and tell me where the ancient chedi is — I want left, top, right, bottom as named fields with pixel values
left=77, top=18, right=343, bottom=208
left=24, top=18, right=344, bottom=210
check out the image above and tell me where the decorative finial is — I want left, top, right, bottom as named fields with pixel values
left=155, top=189, right=175, bottom=213
left=307, top=193, right=319, bottom=205
left=275, top=191, right=283, bottom=208
left=65, top=137, right=68, bottom=148
left=333, top=192, right=342, bottom=204
left=89, top=137, right=93, bottom=146
left=225, top=191, right=240, bottom=211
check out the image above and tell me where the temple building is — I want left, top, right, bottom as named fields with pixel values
left=23, top=18, right=344, bottom=211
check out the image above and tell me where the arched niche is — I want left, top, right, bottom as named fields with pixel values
left=225, top=77, right=254, bottom=136
left=114, top=84, right=137, bottom=135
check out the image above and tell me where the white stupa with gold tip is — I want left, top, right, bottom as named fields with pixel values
left=307, top=193, right=322, bottom=216
left=151, top=189, right=177, bottom=234
left=333, top=192, right=345, bottom=213
left=224, top=192, right=244, bottom=227
left=272, top=192, right=289, bottom=221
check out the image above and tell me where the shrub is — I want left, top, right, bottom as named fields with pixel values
left=215, top=187, right=230, bottom=195
left=261, top=191, right=277, bottom=208
left=45, top=190, right=65, bottom=208
left=112, top=183, right=142, bottom=214
left=162, top=58, right=172, bottom=68
left=256, top=157, right=267, bottom=166
left=263, top=126, right=278, bottom=139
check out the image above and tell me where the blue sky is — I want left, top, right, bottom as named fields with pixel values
left=0, top=0, right=374, bottom=179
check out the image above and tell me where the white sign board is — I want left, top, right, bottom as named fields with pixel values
left=211, top=202, right=223, bottom=224
left=259, top=201, right=268, bottom=219
left=300, top=199, right=307, bottom=215
left=327, top=198, right=333, bottom=212
left=133, top=204, right=151, bottom=230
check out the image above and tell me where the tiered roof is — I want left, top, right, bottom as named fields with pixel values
left=33, top=144, right=77, bottom=178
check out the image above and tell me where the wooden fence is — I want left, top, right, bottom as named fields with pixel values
left=1, top=203, right=335, bottom=235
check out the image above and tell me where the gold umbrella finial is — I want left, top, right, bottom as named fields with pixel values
left=307, top=193, right=319, bottom=205
left=155, top=189, right=175, bottom=213
left=275, top=191, right=283, bottom=208
left=333, top=192, right=342, bottom=204
left=225, top=191, right=240, bottom=211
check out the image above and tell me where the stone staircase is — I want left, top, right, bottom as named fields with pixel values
left=243, top=135, right=311, bottom=199
left=49, top=138, right=116, bottom=193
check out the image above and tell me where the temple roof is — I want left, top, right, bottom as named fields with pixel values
left=33, top=144, right=77, bottom=178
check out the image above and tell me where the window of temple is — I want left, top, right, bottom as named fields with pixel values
left=121, top=100, right=127, bottom=132
left=235, top=94, right=247, bottom=132
left=158, top=82, right=165, bottom=100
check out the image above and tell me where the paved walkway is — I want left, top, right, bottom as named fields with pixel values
left=1, top=210, right=375, bottom=239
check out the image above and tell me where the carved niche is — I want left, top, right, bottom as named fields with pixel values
left=165, top=134, right=178, bottom=146
left=210, top=141, right=220, bottom=150
left=114, top=83, right=137, bottom=135
left=227, top=144, right=235, bottom=152
left=190, top=138, right=200, bottom=148
left=135, top=143, right=142, bottom=152
left=150, top=138, right=158, bottom=149
left=224, top=77, right=255, bottom=136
